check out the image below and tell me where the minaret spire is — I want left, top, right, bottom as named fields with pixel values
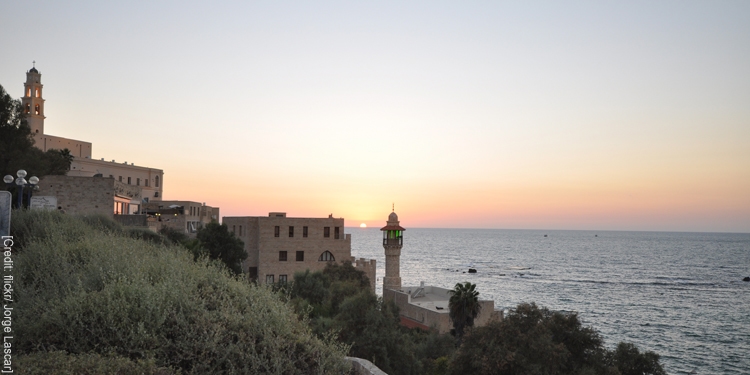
left=381, top=209, right=405, bottom=294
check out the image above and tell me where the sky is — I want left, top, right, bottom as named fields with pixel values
left=1, top=1, right=749, bottom=232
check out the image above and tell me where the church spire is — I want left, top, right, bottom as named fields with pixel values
left=22, top=64, right=45, bottom=136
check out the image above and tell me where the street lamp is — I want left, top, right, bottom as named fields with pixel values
left=3, top=170, right=39, bottom=209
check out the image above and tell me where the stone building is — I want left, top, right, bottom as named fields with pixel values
left=142, top=200, right=220, bottom=236
left=67, top=159, right=164, bottom=202
left=36, top=175, right=142, bottom=216
left=391, top=284, right=498, bottom=334
left=21, top=65, right=164, bottom=202
left=223, top=212, right=376, bottom=292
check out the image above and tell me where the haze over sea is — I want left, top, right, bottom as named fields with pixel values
left=350, top=227, right=750, bottom=375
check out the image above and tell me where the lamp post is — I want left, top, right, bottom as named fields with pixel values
left=3, top=170, right=39, bottom=209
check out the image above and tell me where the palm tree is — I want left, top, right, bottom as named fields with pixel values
left=448, top=281, right=482, bottom=341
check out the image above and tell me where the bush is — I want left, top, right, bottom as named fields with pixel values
left=16, top=351, right=176, bottom=375
left=12, top=210, right=349, bottom=374
left=608, top=342, right=665, bottom=375
left=449, top=303, right=664, bottom=375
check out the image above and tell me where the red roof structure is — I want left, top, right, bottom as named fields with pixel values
left=380, top=224, right=405, bottom=231
left=399, top=316, right=430, bottom=331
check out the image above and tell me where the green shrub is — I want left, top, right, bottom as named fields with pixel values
left=127, top=227, right=170, bottom=246
left=12, top=210, right=349, bottom=374
left=79, top=213, right=125, bottom=234
left=16, top=351, right=177, bottom=375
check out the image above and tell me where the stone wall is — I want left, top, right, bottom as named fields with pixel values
left=37, top=175, right=115, bottom=216
left=113, top=214, right=148, bottom=227
left=354, top=257, right=377, bottom=293
left=344, top=357, right=388, bottom=375
left=34, top=133, right=92, bottom=158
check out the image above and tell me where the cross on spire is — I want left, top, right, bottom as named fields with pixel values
left=32, top=60, right=35, bottom=68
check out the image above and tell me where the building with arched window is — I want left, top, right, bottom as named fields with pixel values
left=223, top=212, right=376, bottom=292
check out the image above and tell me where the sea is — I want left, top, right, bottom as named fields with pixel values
left=348, top=227, right=750, bottom=375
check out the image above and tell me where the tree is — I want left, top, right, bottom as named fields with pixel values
left=449, top=302, right=666, bottom=375
left=195, top=221, right=247, bottom=275
left=1, top=84, right=72, bottom=180
left=450, top=303, right=609, bottom=375
left=0, top=83, right=34, bottom=175
left=448, top=282, right=482, bottom=341
left=608, top=342, right=666, bottom=375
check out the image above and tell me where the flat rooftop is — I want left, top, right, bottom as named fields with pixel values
left=400, top=285, right=451, bottom=313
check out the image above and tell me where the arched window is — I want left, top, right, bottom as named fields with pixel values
left=318, top=251, right=335, bottom=262
left=25, top=104, right=30, bottom=113
left=155, top=175, right=160, bottom=187
left=35, top=88, right=40, bottom=98
left=34, top=104, right=40, bottom=115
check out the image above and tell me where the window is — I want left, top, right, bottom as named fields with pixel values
left=266, top=274, right=274, bottom=284
left=279, top=251, right=287, bottom=261
left=34, top=104, right=39, bottom=115
left=274, top=226, right=280, bottom=237
left=118, top=176, right=122, bottom=182
left=232, top=225, right=236, bottom=234
left=127, top=177, right=131, bottom=184
left=334, top=227, right=340, bottom=239
left=239, top=225, right=242, bottom=236
left=289, top=226, right=294, bottom=237
left=26, top=88, right=30, bottom=97
left=296, top=251, right=304, bottom=261
left=279, top=275, right=287, bottom=283
left=324, top=227, right=330, bottom=238
left=145, top=179, right=149, bottom=187
left=25, top=104, right=30, bottom=113
left=35, top=88, right=40, bottom=98
left=155, top=176, right=160, bottom=187
left=318, top=251, right=335, bottom=262
left=303, top=226, right=308, bottom=237
left=154, top=192, right=159, bottom=197
left=136, top=178, right=140, bottom=186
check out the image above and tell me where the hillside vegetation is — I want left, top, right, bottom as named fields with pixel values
left=11, top=210, right=349, bottom=374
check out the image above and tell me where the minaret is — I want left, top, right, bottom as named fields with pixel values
left=21, top=63, right=45, bottom=138
left=381, top=208, right=405, bottom=292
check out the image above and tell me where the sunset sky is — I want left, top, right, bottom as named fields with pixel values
left=1, top=1, right=748, bottom=232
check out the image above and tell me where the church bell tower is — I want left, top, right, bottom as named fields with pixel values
left=21, top=63, right=45, bottom=137
left=381, top=208, right=405, bottom=292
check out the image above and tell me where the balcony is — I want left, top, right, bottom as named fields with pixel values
left=383, top=237, right=403, bottom=246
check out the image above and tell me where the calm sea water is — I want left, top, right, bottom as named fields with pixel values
left=349, top=228, right=750, bottom=375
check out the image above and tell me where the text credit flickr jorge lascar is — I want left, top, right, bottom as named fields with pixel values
left=1, top=236, right=13, bottom=373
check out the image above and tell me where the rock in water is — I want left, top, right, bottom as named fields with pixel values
left=743, top=276, right=750, bottom=282
left=468, top=268, right=477, bottom=273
